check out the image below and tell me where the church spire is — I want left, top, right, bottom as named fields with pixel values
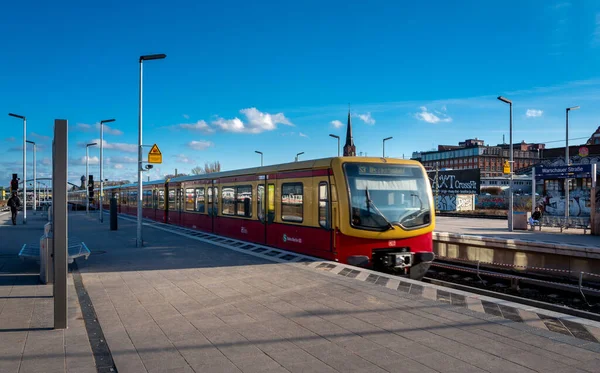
left=343, top=107, right=356, bottom=156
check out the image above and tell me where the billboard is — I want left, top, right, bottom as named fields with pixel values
left=427, top=169, right=480, bottom=194
left=534, top=164, right=592, bottom=179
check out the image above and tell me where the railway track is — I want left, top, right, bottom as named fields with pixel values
left=423, top=260, right=600, bottom=320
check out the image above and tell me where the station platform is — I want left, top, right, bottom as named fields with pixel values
left=2, top=210, right=600, bottom=373
left=435, top=216, right=600, bottom=248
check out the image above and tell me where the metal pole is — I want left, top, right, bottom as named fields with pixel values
left=53, top=119, right=68, bottom=329
left=33, top=144, right=36, bottom=212
left=137, top=59, right=144, bottom=247
left=86, top=146, right=89, bottom=214
left=23, top=118, right=27, bottom=224
left=337, top=137, right=340, bottom=157
left=509, top=102, right=513, bottom=232
left=100, top=122, right=104, bottom=223
left=565, top=108, right=569, bottom=219
left=531, top=166, right=536, bottom=215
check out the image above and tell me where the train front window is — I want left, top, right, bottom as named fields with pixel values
left=344, top=163, right=431, bottom=230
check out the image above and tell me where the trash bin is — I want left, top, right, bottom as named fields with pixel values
left=513, top=211, right=527, bottom=230
left=40, top=223, right=54, bottom=284
left=110, top=197, right=118, bottom=231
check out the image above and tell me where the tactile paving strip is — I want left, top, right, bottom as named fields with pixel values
left=113, top=213, right=600, bottom=346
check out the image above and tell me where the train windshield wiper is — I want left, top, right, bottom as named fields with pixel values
left=365, top=187, right=395, bottom=230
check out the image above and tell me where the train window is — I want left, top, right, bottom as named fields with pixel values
left=281, top=183, right=303, bottom=223
left=318, top=182, right=330, bottom=229
left=131, top=191, right=138, bottom=206
left=195, top=187, right=205, bottom=213
left=213, top=187, right=219, bottom=215
left=268, top=184, right=275, bottom=223
left=158, top=190, right=165, bottom=209
left=236, top=185, right=252, bottom=218
left=152, top=189, right=158, bottom=209
left=168, top=189, right=176, bottom=210
left=185, top=188, right=195, bottom=211
left=143, top=190, right=152, bottom=208
left=257, top=185, right=265, bottom=223
left=222, top=186, right=235, bottom=215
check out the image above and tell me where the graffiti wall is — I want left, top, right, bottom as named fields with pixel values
left=475, top=195, right=534, bottom=211
left=538, top=189, right=591, bottom=217
left=435, top=194, right=475, bottom=211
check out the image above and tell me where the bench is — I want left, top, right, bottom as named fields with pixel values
left=532, top=216, right=591, bottom=234
left=18, top=241, right=91, bottom=264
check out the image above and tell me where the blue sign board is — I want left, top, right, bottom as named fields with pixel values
left=534, top=164, right=592, bottom=179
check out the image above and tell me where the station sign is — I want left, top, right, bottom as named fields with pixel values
left=503, top=160, right=510, bottom=175
left=427, top=169, right=480, bottom=194
left=148, top=144, right=162, bottom=164
left=534, top=164, right=592, bottom=179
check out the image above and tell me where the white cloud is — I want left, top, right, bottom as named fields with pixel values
left=114, top=164, right=124, bottom=169
left=299, top=132, right=309, bottom=138
left=108, top=156, right=137, bottom=164
left=101, top=124, right=123, bottom=136
left=356, top=112, right=375, bottom=125
left=31, top=132, right=51, bottom=141
left=330, top=120, right=344, bottom=129
left=174, top=154, right=194, bottom=164
left=70, top=156, right=99, bottom=165
left=212, top=107, right=293, bottom=134
left=73, top=122, right=123, bottom=135
left=183, top=114, right=190, bottom=119
left=87, top=139, right=137, bottom=153
left=526, top=109, right=543, bottom=118
left=5, top=137, right=15, bottom=142
left=75, top=123, right=92, bottom=131
left=41, top=157, right=51, bottom=166
left=187, top=140, right=213, bottom=150
left=415, top=106, right=452, bottom=124
left=176, top=120, right=214, bottom=133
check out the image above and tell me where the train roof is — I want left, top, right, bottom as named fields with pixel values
left=96, top=157, right=423, bottom=188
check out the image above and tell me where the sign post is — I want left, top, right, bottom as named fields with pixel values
left=53, top=119, right=68, bottom=329
left=148, top=144, right=162, bottom=164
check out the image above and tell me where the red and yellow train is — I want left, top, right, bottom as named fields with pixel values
left=71, top=157, right=435, bottom=279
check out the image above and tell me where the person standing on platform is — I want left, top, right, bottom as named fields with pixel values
left=7, top=192, right=21, bottom=225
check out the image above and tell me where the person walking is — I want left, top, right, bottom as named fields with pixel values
left=7, top=192, right=21, bottom=225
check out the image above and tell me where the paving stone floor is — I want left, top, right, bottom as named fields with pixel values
left=68, top=212, right=600, bottom=373
left=0, top=210, right=95, bottom=373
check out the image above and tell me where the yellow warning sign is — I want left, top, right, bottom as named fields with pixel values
left=503, top=160, right=511, bottom=175
left=148, top=144, right=162, bottom=164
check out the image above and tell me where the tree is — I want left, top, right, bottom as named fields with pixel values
left=191, top=161, right=221, bottom=175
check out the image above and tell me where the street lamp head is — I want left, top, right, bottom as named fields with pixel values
left=140, top=54, right=167, bottom=62
left=26, top=140, right=35, bottom=145
left=297, top=152, right=304, bottom=156
left=8, top=113, right=25, bottom=119
left=100, top=119, right=116, bottom=124
left=255, top=150, right=263, bottom=155
left=384, top=137, right=393, bottom=141
left=567, top=106, right=580, bottom=111
left=497, top=96, right=512, bottom=104
left=87, top=142, right=98, bottom=147
left=329, top=134, right=339, bottom=139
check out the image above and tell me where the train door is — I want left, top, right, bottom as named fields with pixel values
left=208, top=181, right=217, bottom=233
left=264, top=180, right=276, bottom=247
left=257, top=177, right=267, bottom=244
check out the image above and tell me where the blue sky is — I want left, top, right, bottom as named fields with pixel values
left=1, top=0, right=600, bottom=185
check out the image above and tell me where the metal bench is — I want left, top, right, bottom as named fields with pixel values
left=535, top=216, right=590, bottom=234
left=18, top=241, right=91, bottom=264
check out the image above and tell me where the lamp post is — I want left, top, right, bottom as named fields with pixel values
left=565, top=106, right=580, bottom=219
left=99, top=119, right=115, bottom=223
left=138, top=54, right=166, bottom=247
left=497, top=96, right=513, bottom=232
left=329, top=134, right=340, bottom=157
left=9, top=113, right=27, bottom=224
left=295, top=152, right=304, bottom=162
left=255, top=151, right=263, bottom=166
left=86, top=142, right=97, bottom=214
left=383, top=136, right=393, bottom=158
left=26, top=140, right=36, bottom=212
